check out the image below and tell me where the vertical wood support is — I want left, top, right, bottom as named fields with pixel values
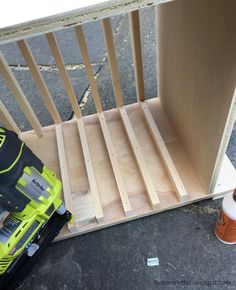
left=17, top=39, right=62, bottom=124
left=74, top=25, right=103, bottom=113
left=77, top=119, right=104, bottom=223
left=102, top=18, right=124, bottom=107
left=0, top=100, right=21, bottom=134
left=55, top=124, right=77, bottom=232
left=140, top=102, right=188, bottom=202
left=129, top=10, right=145, bottom=101
left=119, top=107, right=160, bottom=209
left=98, top=112, right=132, bottom=216
left=0, top=53, right=42, bottom=136
left=75, top=25, right=132, bottom=216
left=46, top=32, right=81, bottom=118
left=46, top=32, right=105, bottom=223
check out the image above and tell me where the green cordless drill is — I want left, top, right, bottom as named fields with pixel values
left=0, top=127, right=72, bottom=290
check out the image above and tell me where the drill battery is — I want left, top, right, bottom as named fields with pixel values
left=0, top=128, right=71, bottom=290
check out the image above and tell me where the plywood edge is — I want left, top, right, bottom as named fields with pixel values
left=209, top=89, right=236, bottom=193
left=0, top=0, right=173, bottom=44
left=55, top=166, right=235, bottom=242
left=17, top=98, right=235, bottom=242
left=156, top=0, right=236, bottom=194
left=212, top=155, right=236, bottom=196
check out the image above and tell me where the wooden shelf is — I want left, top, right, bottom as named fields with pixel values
left=0, top=0, right=235, bottom=241
left=19, top=98, right=236, bottom=241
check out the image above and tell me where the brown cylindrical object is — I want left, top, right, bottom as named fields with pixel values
left=215, top=189, right=236, bottom=244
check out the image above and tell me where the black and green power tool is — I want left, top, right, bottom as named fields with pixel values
left=0, top=127, right=72, bottom=290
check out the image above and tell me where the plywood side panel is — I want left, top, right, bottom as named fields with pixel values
left=18, top=98, right=236, bottom=241
left=156, top=0, right=236, bottom=193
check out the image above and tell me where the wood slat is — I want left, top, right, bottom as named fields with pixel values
left=77, top=118, right=104, bottom=223
left=129, top=10, right=145, bottom=102
left=46, top=32, right=81, bottom=119
left=55, top=124, right=77, bottom=232
left=0, top=100, right=21, bottom=133
left=140, top=102, right=188, bottom=202
left=0, top=53, right=42, bottom=136
left=74, top=25, right=103, bottom=113
left=98, top=112, right=132, bottom=216
left=102, top=18, right=124, bottom=107
left=17, top=39, right=62, bottom=124
left=119, top=107, right=160, bottom=209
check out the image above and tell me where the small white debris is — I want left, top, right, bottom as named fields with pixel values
left=147, top=257, right=159, bottom=267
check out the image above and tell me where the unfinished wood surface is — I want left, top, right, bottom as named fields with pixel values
left=140, top=101, right=188, bottom=202
left=0, top=0, right=172, bottom=44
left=77, top=118, right=104, bottom=223
left=0, top=100, right=21, bottom=134
left=55, top=124, right=76, bottom=232
left=0, top=53, right=42, bottom=136
left=46, top=32, right=81, bottom=119
left=213, top=155, right=236, bottom=195
left=102, top=18, right=124, bottom=107
left=17, top=39, right=62, bottom=124
left=119, top=107, right=160, bottom=209
left=129, top=10, right=145, bottom=102
left=156, top=0, right=236, bottom=193
left=18, top=98, right=236, bottom=241
left=98, top=112, right=132, bottom=216
left=74, top=25, right=103, bottom=113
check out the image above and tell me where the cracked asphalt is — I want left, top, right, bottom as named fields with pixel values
left=0, top=6, right=236, bottom=290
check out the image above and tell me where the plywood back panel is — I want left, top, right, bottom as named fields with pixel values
left=156, top=0, right=236, bottom=193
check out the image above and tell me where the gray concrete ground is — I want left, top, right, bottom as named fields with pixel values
left=0, top=6, right=236, bottom=290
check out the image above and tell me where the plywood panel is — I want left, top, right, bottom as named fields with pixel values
left=156, top=0, right=236, bottom=193
left=0, top=0, right=172, bottom=44
left=19, top=98, right=236, bottom=241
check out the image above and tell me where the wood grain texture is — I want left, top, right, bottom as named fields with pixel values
left=77, top=118, right=104, bottom=223
left=75, top=25, right=103, bottom=113
left=46, top=32, right=81, bottom=118
left=17, top=39, right=62, bottom=124
left=98, top=112, right=132, bottom=216
left=102, top=18, right=124, bottom=107
left=55, top=123, right=77, bottom=232
left=129, top=10, right=145, bottom=101
left=0, top=53, right=42, bottom=136
left=0, top=0, right=173, bottom=44
left=140, top=101, right=188, bottom=202
left=119, top=107, right=160, bottom=209
left=0, top=100, right=21, bottom=133
left=19, top=98, right=236, bottom=241
left=156, top=0, right=236, bottom=193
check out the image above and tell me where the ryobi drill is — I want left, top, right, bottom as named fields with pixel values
left=0, top=127, right=72, bottom=290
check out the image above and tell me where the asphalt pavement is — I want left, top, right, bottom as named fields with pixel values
left=0, top=6, right=236, bottom=290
